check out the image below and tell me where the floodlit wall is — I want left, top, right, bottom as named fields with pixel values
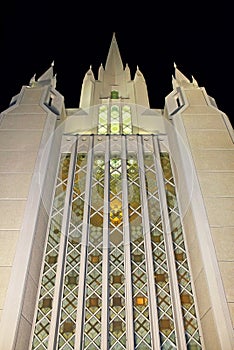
left=165, top=84, right=234, bottom=349
left=0, top=83, right=64, bottom=349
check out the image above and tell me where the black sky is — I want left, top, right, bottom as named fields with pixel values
left=0, top=1, right=233, bottom=127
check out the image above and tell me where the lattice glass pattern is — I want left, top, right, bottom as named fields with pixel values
left=98, top=104, right=132, bottom=135
left=109, top=156, right=126, bottom=349
left=58, top=153, right=88, bottom=349
left=83, top=155, right=105, bottom=349
left=122, top=105, right=132, bottom=135
left=160, top=153, right=202, bottom=349
left=98, top=105, right=108, bottom=134
left=32, top=153, right=71, bottom=350
left=127, top=154, right=151, bottom=349
left=144, top=152, right=177, bottom=349
left=110, top=105, right=120, bottom=134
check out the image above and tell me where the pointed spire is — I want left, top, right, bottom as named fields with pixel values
left=125, top=63, right=131, bottom=81
left=134, top=65, right=146, bottom=82
left=173, top=63, right=191, bottom=87
left=52, top=73, right=57, bottom=89
left=105, top=32, right=123, bottom=74
left=172, top=74, right=178, bottom=89
left=29, top=73, right=36, bottom=87
left=98, top=63, right=104, bottom=80
left=192, top=75, right=199, bottom=87
left=38, top=61, right=55, bottom=82
left=84, top=65, right=95, bottom=81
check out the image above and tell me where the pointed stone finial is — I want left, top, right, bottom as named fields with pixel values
left=29, top=73, right=36, bottom=86
left=192, top=75, right=198, bottom=87
left=174, top=63, right=191, bottom=86
left=125, top=63, right=130, bottom=72
left=31, top=73, right=36, bottom=81
left=52, top=73, right=57, bottom=89
left=172, top=74, right=178, bottom=89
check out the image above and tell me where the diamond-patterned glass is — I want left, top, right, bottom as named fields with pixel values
left=32, top=153, right=71, bottom=350
left=144, top=152, right=177, bottom=348
left=160, top=153, right=202, bottom=349
left=127, top=154, right=152, bottom=349
left=109, top=156, right=126, bottom=349
left=58, top=153, right=88, bottom=349
left=83, top=155, right=105, bottom=349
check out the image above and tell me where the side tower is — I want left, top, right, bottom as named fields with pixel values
left=164, top=65, right=234, bottom=349
left=0, top=63, right=66, bottom=349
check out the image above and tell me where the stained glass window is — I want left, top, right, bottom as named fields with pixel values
left=32, top=153, right=71, bottom=350
left=31, top=136, right=203, bottom=350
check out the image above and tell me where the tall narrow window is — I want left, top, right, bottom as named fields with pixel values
left=127, top=153, right=152, bottom=348
left=31, top=153, right=71, bottom=349
left=58, top=153, right=88, bottom=349
left=144, top=152, right=177, bottom=348
left=110, top=105, right=120, bottom=134
left=160, top=153, right=202, bottom=349
left=109, top=156, right=126, bottom=349
left=83, top=154, right=105, bottom=348
left=122, top=105, right=132, bottom=134
left=98, top=105, right=108, bottom=134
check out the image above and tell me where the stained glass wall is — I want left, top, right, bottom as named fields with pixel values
left=30, top=134, right=202, bottom=350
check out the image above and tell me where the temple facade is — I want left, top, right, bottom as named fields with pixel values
left=0, top=33, right=233, bottom=349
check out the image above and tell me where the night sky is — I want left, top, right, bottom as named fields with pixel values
left=0, top=1, right=233, bottom=127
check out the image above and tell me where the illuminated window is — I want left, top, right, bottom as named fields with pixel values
left=111, top=90, right=119, bottom=99
left=122, top=105, right=132, bottom=134
left=97, top=104, right=132, bottom=135
left=98, top=105, right=108, bottom=134
left=110, top=105, right=120, bottom=134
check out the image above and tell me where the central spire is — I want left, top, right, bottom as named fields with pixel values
left=105, top=33, right=123, bottom=75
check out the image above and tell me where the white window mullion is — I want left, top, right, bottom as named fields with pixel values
left=101, top=135, right=110, bottom=349
left=121, top=135, right=135, bottom=350
left=137, top=135, right=161, bottom=350
left=74, top=135, right=94, bottom=350
left=48, top=136, right=78, bottom=350
left=153, top=135, right=187, bottom=349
